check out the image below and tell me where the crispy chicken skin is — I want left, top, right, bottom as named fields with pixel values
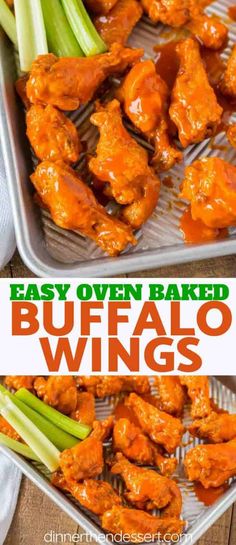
left=169, top=38, right=222, bottom=147
left=126, top=393, right=184, bottom=453
left=60, top=437, right=104, bottom=482
left=31, top=161, right=136, bottom=257
left=141, top=0, right=190, bottom=26
left=84, top=0, right=119, bottom=15
left=0, top=416, right=21, bottom=441
left=77, top=376, right=150, bottom=397
left=89, top=100, right=160, bottom=229
left=180, top=158, right=236, bottom=229
left=111, top=453, right=182, bottom=516
left=118, top=60, right=182, bottom=171
left=154, top=377, right=185, bottom=416
left=33, top=376, right=77, bottom=415
left=180, top=376, right=211, bottom=419
left=26, top=105, right=81, bottom=164
left=113, top=418, right=177, bottom=475
left=227, top=125, right=236, bottom=149
left=186, top=15, right=228, bottom=51
left=52, top=473, right=121, bottom=515
left=91, top=416, right=115, bottom=441
left=220, top=45, right=236, bottom=98
left=94, top=0, right=143, bottom=47
left=26, top=45, right=143, bottom=110
left=189, top=412, right=236, bottom=443
left=70, top=392, right=95, bottom=426
left=102, top=506, right=185, bottom=542
left=4, top=376, right=36, bottom=391
left=184, top=439, right=236, bottom=488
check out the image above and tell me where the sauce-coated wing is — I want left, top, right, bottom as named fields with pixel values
left=84, top=0, right=119, bottom=14
left=221, top=45, right=236, bottom=98
left=91, top=415, right=115, bottom=441
left=184, top=439, right=236, bottom=488
left=111, top=452, right=182, bottom=515
left=180, top=376, right=211, bottom=418
left=227, top=125, right=236, bottom=148
left=126, top=393, right=184, bottom=453
left=34, top=376, right=78, bottom=415
left=26, top=45, right=143, bottom=110
left=154, top=377, right=185, bottom=416
left=169, top=38, right=222, bottom=147
left=180, top=158, right=236, bottom=229
left=77, top=376, right=150, bottom=397
left=141, top=0, right=190, bottom=26
left=0, top=416, right=21, bottom=441
left=113, top=418, right=177, bottom=475
left=94, top=0, right=143, bottom=47
left=118, top=60, right=182, bottom=171
left=189, top=412, right=236, bottom=443
left=70, top=392, right=96, bottom=426
left=26, top=105, right=81, bottom=164
left=60, top=437, right=104, bottom=482
left=102, top=506, right=185, bottom=542
left=31, top=161, right=136, bottom=256
left=186, top=15, right=228, bottom=50
left=89, top=100, right=160, bottom=229
left=4, top=376, right=36, bottom=391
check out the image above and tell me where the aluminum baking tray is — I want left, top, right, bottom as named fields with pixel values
left=0, top=377, right=236, bottom=545
left=1, top=2, right=236, bottom=277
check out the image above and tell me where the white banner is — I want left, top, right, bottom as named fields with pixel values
left=0, top=278, right=234, bottom=375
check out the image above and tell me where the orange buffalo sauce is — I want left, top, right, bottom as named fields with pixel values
left=228, top=6, right=236, bottom=21
left=179, top=207, right=227, bottom=244
left=154, top=41, right=180, bottom=90
left=194, top=482, right=229, bottom=506
left=114, top=400, right=139, bottom=425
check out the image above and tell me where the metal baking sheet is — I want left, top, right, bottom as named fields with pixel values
left=1, top=1, right=236, bottom=277
left=0, top=377, right=235, bottom=545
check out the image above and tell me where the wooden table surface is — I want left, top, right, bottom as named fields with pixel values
left=2, top=250, right=236, bottom=545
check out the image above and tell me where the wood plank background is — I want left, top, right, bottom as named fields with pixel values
left=2, top=251, right=236, bottom=545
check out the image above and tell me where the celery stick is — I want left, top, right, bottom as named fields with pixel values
left=41, top=0, right=83, bottom=57
left=0, top=432, right=40, bottom=461
left=16, top=388, right=91, bottom=440
left=0, top=394, right=60, bottom=472
left=61, top=0, right=107, bottom=56
left=0, top=385, right=78, bottom=450
left=0, top=0, right=17, bottom=46
left=14, top=0, right=48, bottom=71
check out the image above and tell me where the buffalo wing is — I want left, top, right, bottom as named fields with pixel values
left=180, top=376, right=211, bottom=418
left=33, top=376, right=78, bottom=415
left=189, top=412, right=236, bottom=443
left=184, top=439, right=236, bottom=488
left=141, top=0, right=190, bottom=26
left=94, top=0, right=143, bottom=47
left=70, top=392, right=96, bottom=426
left=60, top=436, right=104, bottom=482
left=0, top=416, right=21, bottom=441
left=84, top=0, right=119, bottom=14
left=4, top=376, right=36, bottom=391
left=77, top=376, right=150, bottom=397
left=221, top=45, right=236, bottom=98
left=154, top=377, right=185, bottom=416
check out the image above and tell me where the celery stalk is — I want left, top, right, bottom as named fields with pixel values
left=41, top=0, right=83, bottom=57
left=0, top=393, right=60, bottom=472
left=14, top=0, right=48, bottom=71
left=61, top=0, right=107, bottom=56
left=16, top=388, right=91, bottom=440
left=0, top=432, right=40, bottom=461
left=0, top=0, right=17, bottom=46
left=0, top=385, right=78, bottom=450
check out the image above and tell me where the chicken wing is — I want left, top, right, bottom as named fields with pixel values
left=33, top=376, right=77, bottom=415
left=189, top=412, right=236, bottom=443
left=179, top=376, right=211, bottom=418
left=84, top=0, right=119, bottom=15
left=60, top=437, right=104, bottom=482
left=140, top=0, right=190, bottom=26
left=26, top=105, right=81, bottom=164
left=77, top=376, right=150, bottom=397
left=0, top=416, right=21, bottom=441
left=186, top=15, right=228, bottom=50
left=52, top=473, right=121, bottom=515
left=154, top=377, right=185, bottom=416
left=31, top=161, right=136, bottom=257
left=180, top=158, right=236, bottom=229
left=126, top=393, right=184, bottom=453
left=102, top=506, right=185, bottom=542
left=70, top=392, right=95, bottom=426
left=15, top=75, right=31, bottom=110
left=184, top=439, right=236, bottom=488
left=26, top=45, right=143, bottom=110
left=113, top=418, right=177, bottom=475
left=111, top=453, right=182, bottom=515
left=118, top=60, right=182, bottom=171
left=89, top=100, right=160, bottom=229
left=91, top=415, right=115, bottom=441
left=4, top=376, right=36, bottom=391
left=169, top=38, right=222, bottom=147
left=227, top=125, right=236, bottom=149
left=220, top=45, right=236, bottom=98
left=94, top=0, right=143, bottom=47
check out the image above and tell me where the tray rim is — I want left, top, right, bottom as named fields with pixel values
left=1, top=33, right=236, bottom=277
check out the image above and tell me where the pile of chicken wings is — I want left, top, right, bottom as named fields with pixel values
left=14, top=0, right=236, bottom=255
left=2, top=375, right=236, bottom=542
